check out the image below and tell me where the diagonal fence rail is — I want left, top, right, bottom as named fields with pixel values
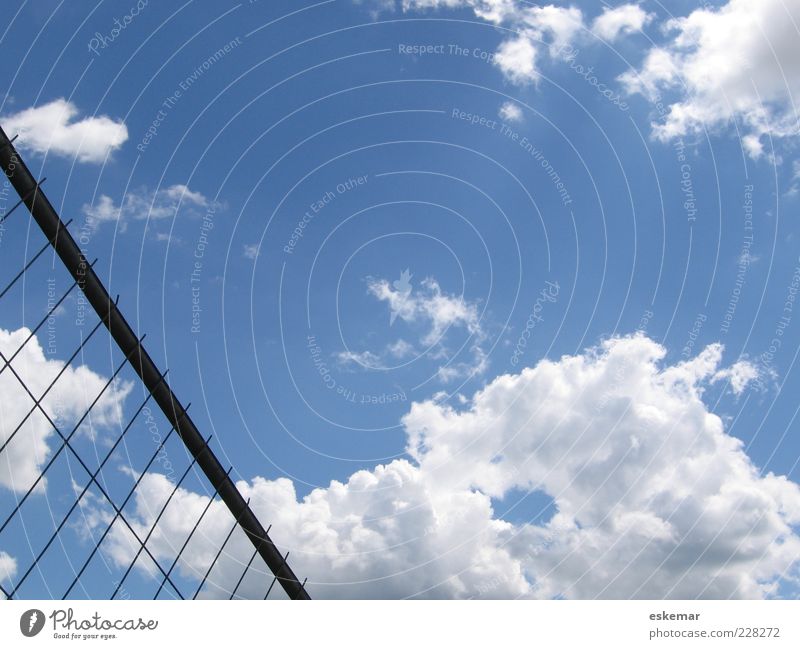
left=0, top=124, right=310, bottom=600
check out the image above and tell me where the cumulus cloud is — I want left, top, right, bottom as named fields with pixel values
left=398, top=1, right=800, bottom=155
left=591, top=4, right=653, bottom=42
left=89, top=334, right=800, bottom=598
left=2, top=99, right=128, bottom=163
left=82, top=184, right=212, bottom=229
left=619, top=0, right=800, bottom=155
left=0, top=327, right=132, bottom=493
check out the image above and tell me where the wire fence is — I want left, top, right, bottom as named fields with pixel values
left=0, top=125, right=310, bottom=600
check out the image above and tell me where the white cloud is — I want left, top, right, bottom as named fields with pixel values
left=403, top=0, right=467, bottom=9
left=335, top=350, right=382, bottom=369
left=362, top=275, right=489, bottom=380
left=591, top=4, right=653, bottom=42
left=620, top=0, right=800, bottom=155
left=524, top=5, right=584, bottom=56
left=489, top=6, right=584, bottom=84
left=436, top=344, right=489, bottom=383
left=495, top=36, right=540, bottom=84
left=90, top=334, right=800, bottom=598
left=398, top=3, right=645, bottom=85
left=243, top=244, right=260, bottom=260
left=498, top=101, right=524, bottom=122
left=82, top=184, right=212, bottom=228
left=2, top=99, right=128, bottom=163
left=0, top=327, right=132, bottom=493
left=368, top=276, right=483, bottom=346
left=397, top=3, right=586, bottom=84
left=788, top=160, right=800, bottom=196
left=742, top=134, right=765, bottom=159
left=387, top=339, right=416, bottom=358
left=334, top=275, right=487, bottom=380
left=0, top=550, right=16, bottom=592
left=713, top=358, right=760, bottom=395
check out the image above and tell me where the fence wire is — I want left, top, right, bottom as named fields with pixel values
left=0, top=125, right=310, bottom=600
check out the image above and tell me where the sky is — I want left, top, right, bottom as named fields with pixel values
left=1, top=0, right=800, bottom=599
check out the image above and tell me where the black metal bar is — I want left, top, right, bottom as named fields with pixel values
left=265, top=550, right=290, bottom=599
left=0, top=582, right=11, bottom=600
left=0, top=133, right=17, bottom=156
left=64, top=425, right=178, bottom=599
left=0, top=125, right=311, bottom=600
left=193, top=499, right=249, bottom=600
left=153, top=467, right=231, bottom=600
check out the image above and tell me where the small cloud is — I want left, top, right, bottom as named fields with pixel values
left=498, top=101, right=523, bottom=123
left=786, top=160, right=800, bottom=197
left=81, top=184, right=213, bottom=229
left=738, top=250, right=760, bottom=265
left=494, top=35, right=539, bottom=85
left=366, top=274, right=489, bottom=380
left=742, top=134, right=764, bottom=160
left=3, top=98, right=128, bottom=163
left=0, top=550, right=16, bottom=588
left=243, top=244, right=260, bottom=260
left=591, top=4, right=653, bottom=42
left=335, top=350, right=381, bottom=369
left=436, top=345, right=489, bottom=383
left=712, top=359, right=759, bottom=395
left=390, top=268, right=414, bottom=326
left=388, top=339, right=416, bottom=358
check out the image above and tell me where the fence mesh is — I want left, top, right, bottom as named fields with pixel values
left=0, top=125, right=310, bottom=600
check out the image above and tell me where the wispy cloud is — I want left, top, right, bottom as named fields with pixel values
left=82, top=184, right=213, bottom=229
left=335, top=349, right=382, bottom=369
left=243, top=244, right=260, bottom=260
left=343, top=274, right=490, bottom=381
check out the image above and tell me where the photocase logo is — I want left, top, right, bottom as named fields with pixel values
left=20, top=609, right=45, bottom=637
left=390, top=268, right=413, bottom=326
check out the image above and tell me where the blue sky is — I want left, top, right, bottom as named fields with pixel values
left=2, top=0, right=800, bottom=599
